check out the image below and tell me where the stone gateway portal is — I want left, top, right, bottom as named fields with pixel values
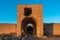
left=21, top=17, right=36, bottom=36
left=17, top=5, right=43, bottom=37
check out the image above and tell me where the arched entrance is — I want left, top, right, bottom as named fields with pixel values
left=26, top=23, right=33, bottom=34
left=21, top=17, right=36, bottom=36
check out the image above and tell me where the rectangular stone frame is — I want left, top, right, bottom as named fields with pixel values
left=17, top=4, right=43, bottom=37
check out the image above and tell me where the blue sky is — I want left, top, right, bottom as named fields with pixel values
left=0, top=0, right=60, bottom=24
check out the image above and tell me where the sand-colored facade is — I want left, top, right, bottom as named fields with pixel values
left=53, top=23, right=60, bottom=35
left=17, top=4, right=43, bottom=37
left=0, top=24, right=16, bottom=35
left=0, top=4, right=60, bottom=37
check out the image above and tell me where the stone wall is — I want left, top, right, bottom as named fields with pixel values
left=44, top=23, right=60, bottom=37
left=53, top=23, right=60, bottom=35
left=0, top=24, right=17, bottom=35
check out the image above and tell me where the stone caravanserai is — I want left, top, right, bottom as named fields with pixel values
left=0, top=4, right=60, bottom=37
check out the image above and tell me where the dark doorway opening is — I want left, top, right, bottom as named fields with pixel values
left=21, top=17, right=36, bottom=36
left=26, top=25, right=33, bottom=34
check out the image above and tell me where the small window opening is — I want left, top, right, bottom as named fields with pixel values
left=24, top=7, right=32, bottom=16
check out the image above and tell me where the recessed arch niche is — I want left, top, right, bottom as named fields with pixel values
left=21, top=17, right=36, bottom=36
